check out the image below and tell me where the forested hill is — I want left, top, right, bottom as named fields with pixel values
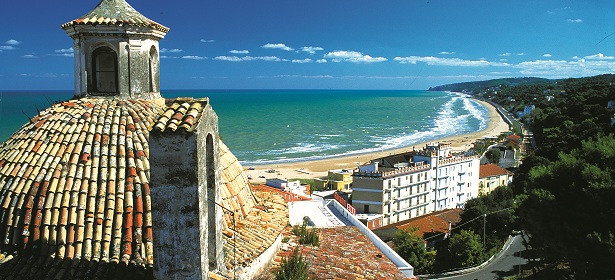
left=428, top=77, right=553, bottom=93
left=488, top=73, right=615, bottom=278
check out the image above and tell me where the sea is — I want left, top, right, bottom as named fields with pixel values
left=0, top=90, right=488, bottom=165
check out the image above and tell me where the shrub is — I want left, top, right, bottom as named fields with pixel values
left=292, top=218, right=320, bottom=246
left=275, top=247, right=310, bottom=280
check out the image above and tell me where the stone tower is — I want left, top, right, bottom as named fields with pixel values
left=61, top=0, right=169, bottom=99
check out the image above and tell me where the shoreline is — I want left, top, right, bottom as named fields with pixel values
left=244, top=98, right=511, bottom=182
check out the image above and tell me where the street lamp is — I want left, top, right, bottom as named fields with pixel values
left=483, top=213, right=487, bottom=245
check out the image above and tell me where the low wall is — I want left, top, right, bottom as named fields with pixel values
left=236, top=233, right=283, bottom=279
left=326, top=199, right=414, bottom=277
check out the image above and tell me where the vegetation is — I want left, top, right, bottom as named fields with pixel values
left=428, top=77, right=553, bottom=93
left=484, top=148, right=502, bottom=164
left=444, top=230, right=486, bottom=268
left=392, top=226, right=436, bottom=273
left=435, top=74, right=615, bottom=278
left=275, top=246, right=310, bottom=280
left=292, top=218, right=320, bottom=246
left=516, top=136, right=615, bottom=278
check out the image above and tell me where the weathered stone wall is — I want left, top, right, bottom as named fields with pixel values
left=195, top=105, right=225, bottom=273
left=67, top=25, right=162, bottom=99
left=149, top=103, right=224, bottom=279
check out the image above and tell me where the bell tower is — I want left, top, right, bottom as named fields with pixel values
left=62, top=0, right=169, bottom=99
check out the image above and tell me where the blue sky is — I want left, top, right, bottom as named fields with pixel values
left=1, top=0, right=614, bottom=90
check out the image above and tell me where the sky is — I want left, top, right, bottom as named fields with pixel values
left=0, top=0, right=614, bottom=90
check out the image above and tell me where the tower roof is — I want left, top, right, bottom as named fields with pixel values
left=61, top=0, right=169, bottom=33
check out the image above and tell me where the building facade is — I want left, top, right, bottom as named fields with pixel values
left=352, top=143, right=479, bottom=227
left=313, top=169, right=354, bottom=192
left=478, top=164, right=513, bottom=195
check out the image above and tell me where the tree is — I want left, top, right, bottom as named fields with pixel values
left=446, top=230, right=486, bottom=268
left=485, top=148, right=501, bottom=164
left=460, top=186, right=517, bottom=244
left=518, top=135, right=615, bottom=278
left=392, top=226, right=436, bottom=274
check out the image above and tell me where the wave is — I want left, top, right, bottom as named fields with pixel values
left=239, top=91, right=489, bottom=165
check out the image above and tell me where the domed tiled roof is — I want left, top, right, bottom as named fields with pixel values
left=61, top=0, right=169, bottom=33
left=0, top=97, right=284, bottom=278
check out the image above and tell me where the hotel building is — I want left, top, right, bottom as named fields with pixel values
left=352, top=143, right=479, bottom=227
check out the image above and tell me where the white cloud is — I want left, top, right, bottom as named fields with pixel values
left=182, top=55, right=207, bottom=60
left=584, top=53, right=614, bottom=60
left=214, top=55, right=284, bottom=62
left=499, top=52, right=525, bottom=57
left=543, top=54, right=552, bottom=57
left=514, top=58, right=615, bottom=77
left=292, top=58, right=312, bottom=63
left=160, top=56, right=180, bottom=59
left=160, top=48, right=183, bottom=53
left=214, top=56, right=243, bottom=62
left=547, top=6, right=570, bottom=15
left=324, top=50, right=387, bottom=63
left=316, top=59, right=327, bottom=63
left=261, top=43, right=294, bottom=51
left=21, top=54, right=37, bottom=59
left=5, top=39, right=20, bottom=45
left=53, top=48, right=74, bottom=57
left=200, top=39, right=215, bottom=43
left=394, top=56, right=509, bottom=67
left=439, top=51, right=456, bottom=55
left=301, top=46, right=324, bottom=54
left=275, top=74, right=334, bottom=79
left=566, top=18, right=583, bottom=23
left=55, top=48, right=73, bottom=53
left=0, top=46, right=15, bottom=51
left=229, top=50, right=249, bottom=54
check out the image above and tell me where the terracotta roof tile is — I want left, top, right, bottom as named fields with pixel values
left=61, top=0, right=169, bottom=33
left=272, top=226, right=408, bottom=279
left=479, top=164, right=512, bottom=178
left=377, top=208, right=462, bottom=239
left=151, top=98, right=208, bottom=133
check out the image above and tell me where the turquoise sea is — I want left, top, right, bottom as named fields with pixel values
left=0, top=90, right=487, bottom=165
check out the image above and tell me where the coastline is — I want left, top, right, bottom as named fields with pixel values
left=244, top=98, right=510, bottom=182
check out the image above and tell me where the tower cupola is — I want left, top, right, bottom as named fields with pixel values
left=62, top=0, right=169, bottom=99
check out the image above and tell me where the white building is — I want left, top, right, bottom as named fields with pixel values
left=352, top=143, right=479, bottom=227
left=266, top=178, right=307, bottom=194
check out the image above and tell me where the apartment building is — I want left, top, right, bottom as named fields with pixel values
left=352, top=143, right=479, bottom=227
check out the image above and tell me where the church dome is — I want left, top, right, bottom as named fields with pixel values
left=0, top=97, right=271, bottom=278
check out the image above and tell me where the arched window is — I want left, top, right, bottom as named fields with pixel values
left=92, top=47, right=118, bottom=94
left=148, top=46, right=158, bottom=92
left=206, top=133, right=217, bottom=270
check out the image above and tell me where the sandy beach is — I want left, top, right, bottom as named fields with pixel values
left=245, top=99, right=510, bottom=182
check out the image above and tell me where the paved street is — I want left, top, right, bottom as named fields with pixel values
left=440, top=235, right=528, bottom=280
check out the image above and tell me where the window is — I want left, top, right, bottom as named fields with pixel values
left=92, top=47, right=118, bottom=94
left=364, top=205, right=370, bottom=214
left=148, top=46, right=158, bottom=92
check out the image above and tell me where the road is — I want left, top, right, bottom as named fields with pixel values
left=439, top=235, right=527, bottom=280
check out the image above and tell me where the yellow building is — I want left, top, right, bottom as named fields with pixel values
left=314, top=169, right=354, bottom=191
left=478, top=164, right=513, bottom=195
